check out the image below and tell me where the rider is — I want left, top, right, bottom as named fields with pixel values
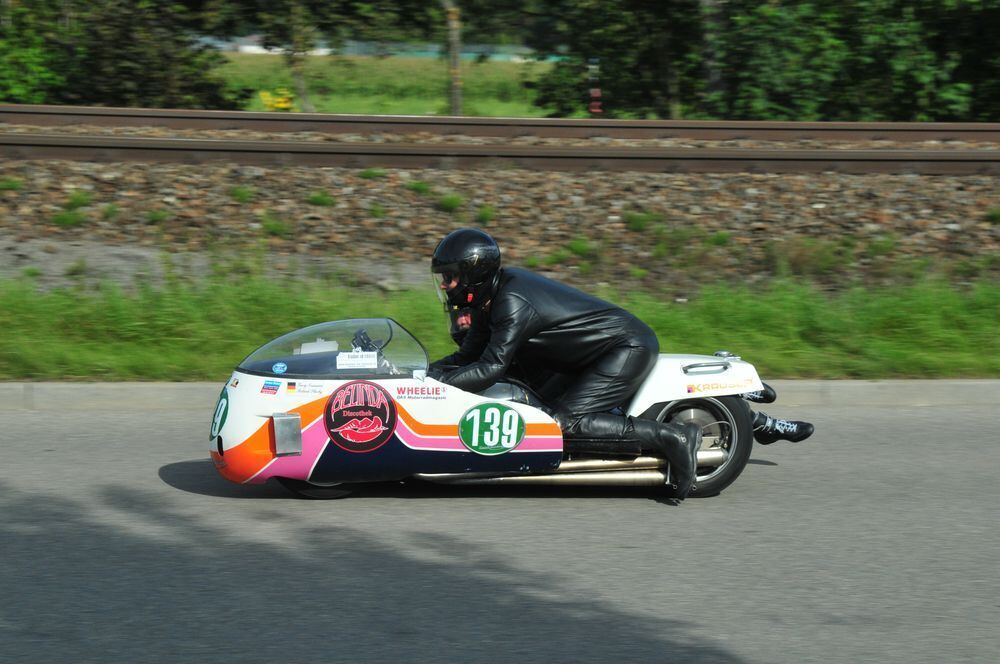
left=428, top=228, right=812, bottom=499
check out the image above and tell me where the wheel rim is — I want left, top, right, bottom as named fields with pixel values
left=656, top=397, right=739, bottom=483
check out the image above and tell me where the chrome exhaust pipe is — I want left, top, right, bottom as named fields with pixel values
left=555, top=449, right=726, bottom=473
left=418, top=469, right=670, bottom=487
left=414, top=449, right=728, bottom=487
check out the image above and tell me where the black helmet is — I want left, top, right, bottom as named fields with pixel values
left=431, top=228, right=501, bottom=309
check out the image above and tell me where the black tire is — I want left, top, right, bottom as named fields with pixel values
left=276, top=477, right=354, bottom=500
left=655, top=396, right=754, bottom=497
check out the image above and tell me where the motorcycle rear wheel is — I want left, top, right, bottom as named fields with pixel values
left=655, top=396, right=754, bottom=497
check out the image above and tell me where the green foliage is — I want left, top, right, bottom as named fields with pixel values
left=1, top=0, right=245, bottom=108
left=629, top=266, right=649, bottom=279
left=52, top=210, right=86, bottom=228
left=475, top=205, right=496, bottom=225
left=406, top=180, right=432, bottom=195
left=22, top=267, right=42, bottom=279
left=987, top=209, right=1000, bottom=225
left=706, top=232, right=731, bottom=247
left=623, top=210, right=661, bottom=232
left=358, top=168, right=387, bottom=179
left=437, top=193, right=464, bottom=213
left=544, top=248, right=571, bottom=266
left=65, top=190, right=92, bottom=210
left=146, top=210, right=170, bottom=224
left=230, top=186, right=254, bottom=204
left=0, top=178, right=23, bottom=192
left=101, top=204, right=120, bottom=221
left=567, top=236, right=596, bottom=259
left=368, top=203, right=386, bottom=218
left=865, top=235, right=898, bottom=258
left=306, top=191, right=336, bottom=206
left=523, top=255, right=541, bottom=269
left=260, top=212, right=290, bottom=237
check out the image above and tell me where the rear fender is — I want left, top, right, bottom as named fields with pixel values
left=626, top=354, right=762, bottom=417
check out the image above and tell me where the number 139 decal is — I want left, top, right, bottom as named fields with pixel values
left=459, top=402, right=525, bottom=455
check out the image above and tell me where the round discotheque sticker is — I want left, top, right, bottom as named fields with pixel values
left=324, top=380, right=397, bottom=453
left=459, top=402, right=525, bottom=455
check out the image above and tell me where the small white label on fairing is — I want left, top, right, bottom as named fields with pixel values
left=336, top=352, right=378, bottom=370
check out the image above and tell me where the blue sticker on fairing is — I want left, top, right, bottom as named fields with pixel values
left=272, top=362, right=288, bottom=374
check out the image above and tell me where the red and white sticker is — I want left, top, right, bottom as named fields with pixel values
left=324, top=380, right=397, bottom=453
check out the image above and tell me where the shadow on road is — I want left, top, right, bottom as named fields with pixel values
left=1, top=479, right=746, bottom=663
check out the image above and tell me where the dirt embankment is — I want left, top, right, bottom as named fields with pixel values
left=1, top=158, right=997, bottom=291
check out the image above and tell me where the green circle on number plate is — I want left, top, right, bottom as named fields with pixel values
left=459, top=402, right=526, bottom=455
left=210, top=387, right=229, bottom=440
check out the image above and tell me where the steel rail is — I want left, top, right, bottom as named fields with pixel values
left=1, top=134, right=997, bottom=174
left=2, top=104, right=1000, bottom=141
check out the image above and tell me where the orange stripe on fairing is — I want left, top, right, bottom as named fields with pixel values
left=212, top=395, right=328, bottom=484
left=396, top=403, right=562, bottom=437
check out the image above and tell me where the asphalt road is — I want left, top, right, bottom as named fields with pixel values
left=1, top=382, right=997, bottom=663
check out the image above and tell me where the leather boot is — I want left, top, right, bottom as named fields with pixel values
left=630, top=418, right=702, bottom=500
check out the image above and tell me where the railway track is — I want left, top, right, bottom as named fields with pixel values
left=1, top=132, right=997, bottom=174
left=3, top=104, right=1000, bottom=141
left=1, top=105, right=998, bottom=174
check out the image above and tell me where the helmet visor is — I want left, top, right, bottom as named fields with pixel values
left=431, top=264, right=462, bottom=308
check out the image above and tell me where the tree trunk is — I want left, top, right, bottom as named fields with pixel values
left=289, top=1, right=316, bottom=113
left=441, top=0, right=462, bottom=115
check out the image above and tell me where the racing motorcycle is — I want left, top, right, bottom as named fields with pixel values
left=209, top=318, right=764, bottom=499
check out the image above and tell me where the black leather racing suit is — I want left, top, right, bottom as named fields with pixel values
left=433, top=267, right=682, bottom=457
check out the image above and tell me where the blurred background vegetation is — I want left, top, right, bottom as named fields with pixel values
left=1, top=0, right=999, bottom=120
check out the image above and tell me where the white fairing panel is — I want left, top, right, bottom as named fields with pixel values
left=626, top=354, right=763, bottom=417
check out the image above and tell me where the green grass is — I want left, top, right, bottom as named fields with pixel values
left=406, top=180, right=432, bottom=195
left=0, top=177, right=23, bottom=191
left=437, top=193, right=464, bottom=213
left=358, top=168, right=387, bottom=180
left=986, top=208, right=1000, bottom=225
left=230, top=186, right=255, bottom=204
left=623, top=210, right=661, bottom=232
left=475, top=205, right=496, bottom=225
left=101, top=204, right=120, bottom=221
left=369, top=203, right=386, bottom=218
left=220, top=54, right=551, bottom=117
left=567, top=236, right=597, bottom=259
left=0, top=274, right=996, bottom=379
left=306, top=191, right=336, bottom=206
left=65, top=190, right=92, bottom=210
left=146, top=210, right=171, bottom=224
left=260, top=212, right=291, bottom=238
left=53, top=210, right=87, bottom=227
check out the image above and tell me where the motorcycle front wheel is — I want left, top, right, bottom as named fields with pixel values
left=276, top=478, right=354, bottom=499
left=656, top=396, right=754, bottom=497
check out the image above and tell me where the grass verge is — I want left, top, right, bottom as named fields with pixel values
left=0, top=276, right=996, bottom=380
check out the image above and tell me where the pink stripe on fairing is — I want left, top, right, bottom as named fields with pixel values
left=394, top=418, right=562, bottom=453
left=246, top=416, right=328, bottom=484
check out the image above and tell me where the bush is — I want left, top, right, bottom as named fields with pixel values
left=65, top=190, right=92, bottom=210
left=101, top=204, right=120, bottom=221
left=52, top=210, right=86, bottom=227
left=230, top=186, right=254, bottom=204
left=707, top=231, right=731, bottom=247
left=146, top=210, right=170, bottom=224
left=567, top=236, right=596, bottom=259
left=405, top=180, right=431, bottom=195
left=475, top=205, right=496, bottom=224
left=623, top=210, right=661, bottom=232
left=307, top=191, right=336, bottom=206
left=987, top=208, right=1000, bottom=225
left=261, top=212, right=290, bottom=237
left=438, top=193, right=464, bottom=213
